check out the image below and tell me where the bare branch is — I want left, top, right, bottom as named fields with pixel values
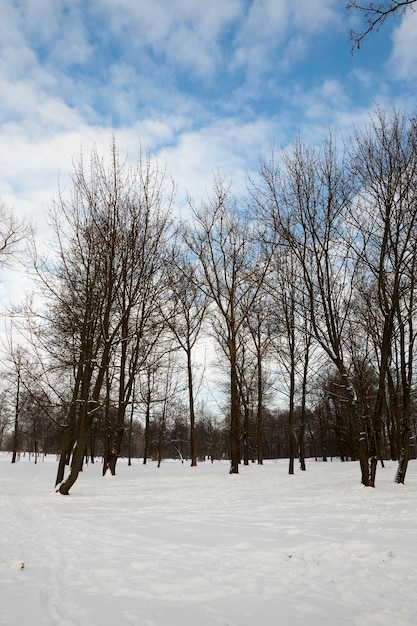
left=0, top=202, right=30, bottom=268
left=347, top=0, right=417, bottom=50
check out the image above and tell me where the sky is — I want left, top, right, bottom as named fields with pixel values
left=0, top=0, right=417, bottom=300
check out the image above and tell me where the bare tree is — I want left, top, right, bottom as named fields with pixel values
left=10, top=351, right=23, bottom=463
left=162, top=251, right=208, bottom=466
left=101, top=158, right=173, bottom=477
left=347, top=1, right=417, bottom=49
left=256, top=139, right=374, bottom=482
left=350, top=108, right=417, bottom=484
left=137, top=330, right=176, bottom=464
left=270, top=250, right=314, bottom=474
left=184, top=178, right=273, bottom=473
left=0, top=386, right=12, bottom=450
left=242, top=294, right=274, bottom=465
left=32, top=141, right=174, bottom=493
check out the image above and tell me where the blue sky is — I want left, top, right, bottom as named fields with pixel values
left=1, top=0, right=417, bottom=245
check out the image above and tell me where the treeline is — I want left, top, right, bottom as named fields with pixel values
left=6, top=387, right=414, bottom=465
left=3, top=107, right=417, bottom=491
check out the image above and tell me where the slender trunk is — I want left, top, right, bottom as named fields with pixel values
left=299, top=338, right=310, bottom=471
left=307, top=418, right=318, bottom=461
left=288, top=355, right=296, bottom=475
left=157, top=410, right=166, bottom=468
left=368, top=311, right=395, bottom=486
left=90, top=424, right=96, bottom=463
left=102, top=369, right=112, bottom=476
left=394, top=311, right=413, bottom=484
left=229, top=333, right=240, bottom=474
left=187, top=347, right=197, bottom=467
left=299, top=406, right=306, bottom=470
left=385, top=369, right=399, bottom=460
left=256, top=348, right=263, bottom=465
left=128, top=397, right=134, bottom=466
left=33, top=421, right=38, bottom=465
left=143, top=371, right=151, bottom=465
left=11, top=371, right=20, bottom=464
left=319, top=411, right=327, bottom=462
left=243, top=398, right=250, bottom=466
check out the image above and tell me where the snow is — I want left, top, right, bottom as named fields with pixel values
left=1, top=455, right=417, bottom=625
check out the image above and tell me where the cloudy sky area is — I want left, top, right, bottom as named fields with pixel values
left=1, top=0, right=417, bottom=294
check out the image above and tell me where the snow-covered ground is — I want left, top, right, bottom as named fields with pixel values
left=1, top=455, right=416, bottom=625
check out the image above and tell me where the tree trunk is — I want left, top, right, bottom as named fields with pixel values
left=243, top=399, right=250, bottom=466
left=256, top=349, right=263, bottom=465
left=394, top=313, right=413, bottom=484
left=229, top=337, right=240, bottom=474
left=288, top=355, right=296, bottom=475
left=128, top=397, right=134, bottom=466
left=143, top=373, right=151, bottom=465
left=395, top=429, right=410, bottom=484
left=58, top=408, right=93, bottom=494
left=187, top=348, right=197, bottom=467
left=157, top=414, right=166, bottom=469
left=299, top=337, right=310, bottom=471
left=11, top=371, right=20, bottom=464
left=107, top=424, right=126, bottom=476
left=56, top=358, right=89, bottom=486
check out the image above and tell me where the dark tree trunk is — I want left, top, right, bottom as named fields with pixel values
left=229, top=335, right=240, bottom=474
left=11, top=370, right=21, bottom=464
left=187, top=347, right=197, bottom=467
left=299, top=338, right=310, bottom=471
left=394, top=310, right=413, bottom=484
left=56, top=348, right=91, bottom=486
left=243, top=400, right=250, bottom=466
left=128, top=398, right=134, bottom=466
left=143, top=374, right=151, bottom=465
left=256, top=349, right=264, bottom=465
left=59, top=406, right=94, bottom=495
left=288, top=355, right=296, bottom=475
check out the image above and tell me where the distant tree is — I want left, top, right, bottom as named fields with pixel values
left=3, top=345, right=29, bottom=464
left=162, top=251, right=208, bottom=467
left=271, top=250, right=309, bottom=475
left=0, top=386, right=11, bottom=450
left=138, top=333, right=177, bottom=464
left=242, top=287, right=276, bottom=466
left=18, top=388, right=59, bottom=461
left=235, top=333, right=257, bottom=466
left=347, top=1, right=417, bottom=49
left=155, top=355, right=183, bottom=468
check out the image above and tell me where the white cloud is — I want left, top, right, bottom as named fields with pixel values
left=92, top=0, right=243, bottom=79
left=157, top=116, right=278, bottom=208
left=0, top=0, right=411, bottom=241
left=390, top=9, right=417, bottom=81
left=3, top=0, right=90, bottom=72
left=291, top=0, right=339, bottom=32
left=232, top=0, right=339, bottom=75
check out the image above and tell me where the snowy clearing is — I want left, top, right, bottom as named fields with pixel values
left=1, top=455, right=416, bottom=625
